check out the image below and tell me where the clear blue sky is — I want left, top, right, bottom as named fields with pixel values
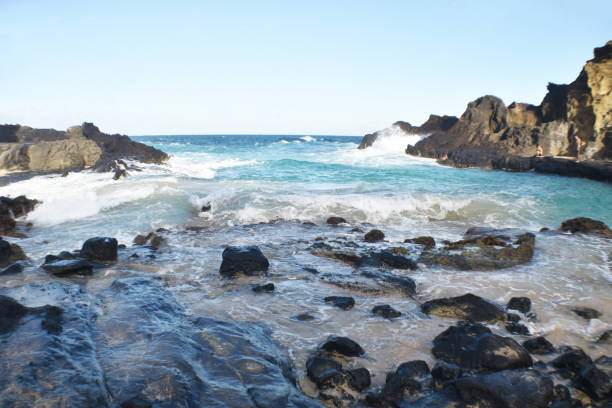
left=1, top=1, right=610, bottom=135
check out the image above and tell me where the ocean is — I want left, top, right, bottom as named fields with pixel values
left=0, top=132, right=611, bottom=389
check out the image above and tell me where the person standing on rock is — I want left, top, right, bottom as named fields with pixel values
left=574, top=134, right=582, bottom=162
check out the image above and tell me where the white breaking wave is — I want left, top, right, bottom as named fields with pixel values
left=166, top=156, right=257, bottom=179
left=300, top=136, right=316, bottom=142
left=369, top=124, right=426, bottom=153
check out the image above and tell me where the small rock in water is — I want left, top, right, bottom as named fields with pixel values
left=302, top=221, right=316, bottom=226
left=42, top=259, right=94, bottom=276
left=372, top=304, right=401, bottom=319
left=571, top=307, right=602, bottom=320
left=523, top=336, right=555, bottom=354
left=219, top=246, right=269, bottom=278
left=404, top=236, right=436, bottom=249
left=0, top=262, right=23, bottom=276
left=421, top=293, right=506, bottom=323
left=596, top=329, right=612, bottom=344
left=505, top=323, right=530, bottom=335
left=559, top=217, right=612, bottom=237
left=346, top=367, right=371, bottom=391
left=324, top=296, right=355, bottom=310
left=306, top=356, right=344, bottom=389
left=551, top=348, right=593, bottom=379
left=319, top=335, right=365, bottom=357
left=364, top=229, right=385, bottom=242
left=200, top=202, right=212, bottom=212
left=507, top=296, right=531, bottom=313
left=350, top=227, right=363, bottom=233
left=252, top=283, right=275, bottom=293
left=326, top=216, right=347, bottom=225
left=80, top=237, right=118, bottom=263
left=293, top=313, right=315, bottom=321
left=0, top=238, right=27, bottom=269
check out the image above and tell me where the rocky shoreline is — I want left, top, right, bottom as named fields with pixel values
left=0, top=122, right=168, bottom=179
left=359, top=41, right=612, bottom=183
left=0, top=197, right=610, bottom=407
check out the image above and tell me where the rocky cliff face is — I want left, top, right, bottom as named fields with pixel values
left=361, top=41, right=612, bottom=173
left=0, top=123, right=168, bottom=175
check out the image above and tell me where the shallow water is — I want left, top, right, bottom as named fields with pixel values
left=0, top=131, right=610, bottom=392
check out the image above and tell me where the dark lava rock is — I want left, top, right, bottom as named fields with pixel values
left=42, top=259, right=94, bottom=276
left=377, top=361, right=428, bottom=403
left=80, top=237, right=118, bottom=263
left=370, top=250, right=417, bottom=270
left=0, top=262, right=23, bottom=276
left=359, top=270, right=417, bottom=295
left=551, top=348, right=594, bottom=378
left=0, top=238, right=27, bottom=268
left=319, top=335, right=364, bottom=357
left=293, top=313, right=315, bottom=321
left=573, top=364, right=612, bottom=401
left=0, top=294, right=28, bottom=334
left=112, top=168, right=128, bottom=180
left=200, top=202, right=211, bottom=212
left=252, top=283, right=275, bottom=293
left=324, top=296, right=355, bottom=310
left=432, top=321, right=532, bottom=371
left=553, top=384, right=571, bottom=402
left=133, top=232, right=154, bottom=245
left=421, top=293, right=506, bottom=323
left=219, top=246, right=269, bottom=277
left=523, top=336, right=555, bottom=354
left=506, top=312, right=520, bottom=323
left=571, top=306, right=602, bottom=319
left=454, top=369, right=554, bottom=408
left=347, top=368, right=371, bottom=391
left=431, top=362, right=462, bottom=387
left=505, top=322, right=530, bottom=335
left=597, top=329, right=612, bottom=344
left=419, top=230, right=535, bottom=270
left=560, top=217, right=612, bottom=237
left=0, top=195, right=40, bottom=236
left=508, top=296, right=531, bottom=313
left=364, top=229, right=385, bottom=242
left=396, top=360, right=430, bottom=380
left=326, top=216, right=347, bottom=225
left=306, top=356, right=344, bottom=389
left=372, top=304, right=401, bottom=319
left=404, top=236, right=436, bottom=249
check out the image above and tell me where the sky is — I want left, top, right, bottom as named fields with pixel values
left=1, top=1, right=610, bottom=136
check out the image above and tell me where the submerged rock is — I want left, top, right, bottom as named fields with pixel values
left=419, top=228, right=535, bottom=270
left=252, top=283, right=275, bottom=293
left=0, top=262, right=23, bottom=276
left=571, top=306, right=602, bottom=319
left=219, top=245, right=269, bottom=277
left=421, top=293, right=506, bottom=323
left=432, top=321, right=532, bottom=371
left=79, top=237, right=118, bottom=263
left=405, top=236, right=436, bottom=249
left=42, top=259, right=94, bottom=276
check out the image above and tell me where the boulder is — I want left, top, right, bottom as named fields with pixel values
left=80, top=237, right=118, bottom=263
left=364, top=229, right=385, bottom=242
left=326, top=216, right=347, bottom=225
left=505, top=323, right=529, bottom=335
left=346, top=368, right=371, bottom=392
left=324, top=296, right=355, bottom=310
left=523, top=336, right=555, bottom=355
left=219, top=246, right=269, bottom=277
left=454, top=370, right=554, bottom=408
left=0, top=239, right=27, bottom=268
left=42, top=259, right=94, bottom=276
left=572, top=364, right=612, bottom=401
left=306, top=357, right=344, bottom=389
left=319, top=335, right=365, bottom=357
left=560, top=217, right=612, bottom=237
left=507, top=296, right=531, bottom=313
left=421, top=293, right=506, bottom=323
left=431, top=363, right=463, bottom=387
left=0, top=262, right=23, bottom=276
left=432, top=321, right=532, bottom=371
left=372, top=304, right=401, bottom=319
left=551, top=348, right=594, bottom=378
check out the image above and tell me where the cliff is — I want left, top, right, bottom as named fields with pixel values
left=360, top=41, right=612, bottom=180
left=0, top=123, right=168, bottom=175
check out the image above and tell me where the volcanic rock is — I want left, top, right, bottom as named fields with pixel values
left=364, top=229, right=385, bottom=242
left=421, top=293, right=506, bottom=323
left=319, top=335, right=365, bottom=357
left=372, top=304, right=401, bottom=319
left=523, top=336, right=555, bottom=355
left=219, top=246, right=269, bottom=277
left=324, top=296, right=355, bottom=310
left=508, top=296, right=531, bottom=313
left=80, top=237, right=118, bottom=263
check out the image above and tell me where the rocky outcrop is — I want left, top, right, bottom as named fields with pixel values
left=0, top=195, right=39, bottom=236
left=357, top=115, right=458, bottom=149
left=360, top=41, right=612, bottom=181
left=0, top=122, right=168, bottom=175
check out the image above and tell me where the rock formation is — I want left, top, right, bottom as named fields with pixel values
left=0, top=122, right=168, bottom=175
left=360, top=41, right=612, bottom=181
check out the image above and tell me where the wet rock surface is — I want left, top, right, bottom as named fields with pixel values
left=0, top=238, right=27, bottom=268
left=421, top=293, right=506, bottom=323
left=219, top=245, right=270, bottom=277
left=560, top=217, right=612, bottom=237
left=0, top=195, right=39, bottom=236
left=372, top=304, right=401, bottom=319
left=80, top=237, right=119, bottom=263
left=0, top=278, right=322, bottom=408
